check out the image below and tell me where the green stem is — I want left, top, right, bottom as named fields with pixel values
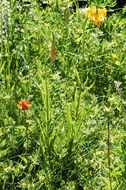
left=107, top=116, right=112, bottom=190
left=82, top=23, right=85, bottom=78
left=24, top=111, right=28, bottom=153
left=75, top=87, right=81, bottom=122
left=45, top=64, right=50, bottom=131
left=44, top=63, right=51, bottom=159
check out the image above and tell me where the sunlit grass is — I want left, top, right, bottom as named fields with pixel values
left=0, top=0, right=126, bottom=189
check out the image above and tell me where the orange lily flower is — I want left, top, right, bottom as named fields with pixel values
left=17, top=100, right=30, bottom=111
left=51, top=42, right=56, bottom=61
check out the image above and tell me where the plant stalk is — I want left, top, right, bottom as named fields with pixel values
left=107, top=116, right=112, bottom=190
left=24, top=111, right=28, bottom=153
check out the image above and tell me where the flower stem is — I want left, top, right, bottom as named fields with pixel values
left=24, top=111, right=28, bottom=153
left=107, top=116, right=112, bottom=190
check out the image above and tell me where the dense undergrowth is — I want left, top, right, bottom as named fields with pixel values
left=0, top=0, right=126, bottom=189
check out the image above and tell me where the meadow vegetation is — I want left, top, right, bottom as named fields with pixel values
left=0, top=0, right=126, bottom=189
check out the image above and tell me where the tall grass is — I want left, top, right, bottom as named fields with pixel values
left=0, top=0, right=126, bottom=189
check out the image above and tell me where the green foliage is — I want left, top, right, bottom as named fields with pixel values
left=0, top=0, right=126, bottom=189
